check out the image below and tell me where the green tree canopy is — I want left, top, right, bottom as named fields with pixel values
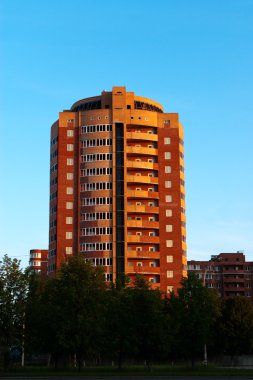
left=0, top=255, right=30, bottom=368
left=167, top=273, right=221, bottom=366
left=219, top=296, right=253, bottom=358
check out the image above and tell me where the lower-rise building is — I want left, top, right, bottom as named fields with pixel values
left=29, top=249, right=48, bottom=277
left=188, top=252, right=253, bottom=301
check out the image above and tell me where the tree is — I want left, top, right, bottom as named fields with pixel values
left=167, top=273, right=221, bottom=367
left=219, top=296, right=253, bottom=361
left=30, top=255, right=107, bottom=368
left=103, top=274, right=134, bottom=368
left=130, top=276, right=167, bottom=368
left=0, top=255, right=30, bottom=368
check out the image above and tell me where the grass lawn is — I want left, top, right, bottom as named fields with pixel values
left=1, top=364, right=253, bottom=377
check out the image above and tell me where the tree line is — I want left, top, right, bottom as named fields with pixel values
left=1, top=254, right=253, bottom=369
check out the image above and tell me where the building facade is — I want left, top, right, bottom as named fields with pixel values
left=188, top=252, right=253, bottom=301
left=48, top=86, right=187, bottom=294
left=29, top=249, right=48, bottom=277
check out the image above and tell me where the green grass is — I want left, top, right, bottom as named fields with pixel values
left=2, top=364, right=253, bottom=377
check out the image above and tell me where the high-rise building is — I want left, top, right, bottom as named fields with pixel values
left=188, top=252, right=253, bottom=301
left=48, top=86, right=187, bottom=294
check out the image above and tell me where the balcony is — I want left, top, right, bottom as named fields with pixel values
left=127, top=220, right=159, bottom=229
left=127, top=250, right=160, bottom=259
left=127, top=205, right=159, bottom=214
left=127, top=235, right=160, bottom=244
left=126, top=132, right=158, bottom=142
left=127, top=161, right=158, bottom=170
left=126, top=146, right=158, bottom=156
left=223, top=276, right=245, bottom=281
left=127, top=265, right=160, bottom=275
left=127, top=175, right=158, bottom=185
left=127, top=190, right=159, bottom=199
left=223, top=285, right=245, bottom=292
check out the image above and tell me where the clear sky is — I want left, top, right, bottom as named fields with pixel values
left=1, top=0, right=253, bottom=267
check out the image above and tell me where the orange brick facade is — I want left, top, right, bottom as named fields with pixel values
left=48, top=87, right=187, bottom=294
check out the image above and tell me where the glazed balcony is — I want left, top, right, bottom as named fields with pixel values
left=80, top=235, right=112, bottom=243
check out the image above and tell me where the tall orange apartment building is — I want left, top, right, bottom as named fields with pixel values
left=48, top=86, right=187, bottom=294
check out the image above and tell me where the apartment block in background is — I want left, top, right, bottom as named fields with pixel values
left=48, top=86, right=187, bottom=294
left=188, top=251, right=253, bottom=301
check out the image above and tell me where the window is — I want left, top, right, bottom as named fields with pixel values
left=67, top=158, right=74, bottom=165
left=149, top=217, right=155, bottom=221
left=164, top=137, right=171, bottom=144
left=164, top=152, right=171, bottom=159
left=67, top=173, right=73, bottom=180
left=66, top=247, right=72, bottom=254
left=167, top=270, right=174, bottom=278
left=67, top=144, right=74, bottom=151
left=167, top=286, right=173, bottom=292
left=165, top=181, right=172, bottom=188
left=166, top=225, right=173, bottom=232
left=149, top=232, right=155, bottom=236
left=166, top=210, right=172, bottom=217
left=165, top=166, right=171, bottom=173
left=166, top=255, right=173, bottom=263
left=66, top=217, right=73, bottom=224
left=165, top=195, right=172, bottom=203
left=136, top=232, right=142, bottom=236
left=136, top=202, right=142, bottom=206
left=66, top=202, right=73, bottom=209
left=137, top=262, right=143, bottom=266
left=166, top=240, right=173, bottom=248
left=136, top=247, right=142, bottom=251
left=66, top=187, right=73, bottom=194
left=66, top=232, right=72, bottom=239
left=67, top=130, right=74, bottom=137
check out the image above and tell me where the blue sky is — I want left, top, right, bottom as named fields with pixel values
left=1, top=0, right=253, bottom=267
